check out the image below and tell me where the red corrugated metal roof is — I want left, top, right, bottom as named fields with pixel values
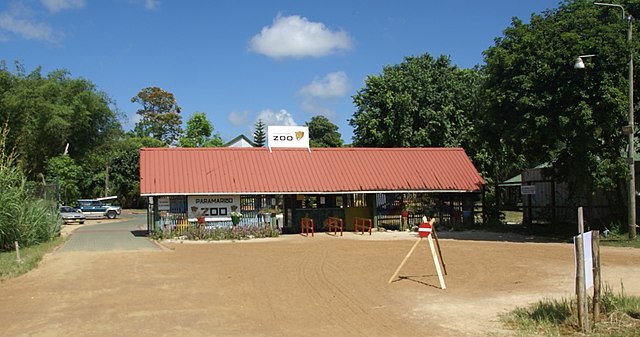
left=139, top=147, right=485, bottom=195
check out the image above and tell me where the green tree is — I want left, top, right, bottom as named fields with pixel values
left=0, top=63, right=121, bottom=180
left=45, top=155, right=83, bottom=205
left=349, top=53, right=480, bottom=148
left=180, top=112, right=223, bottom=147
left=107, top=135, right=163, bottom=208
left=306, top=115, right=343, bottom=147
left=131, top=86, right=183, bottom=145
left=480, top=0, right=634, bottom=213
left=253, top=119, right=266, bottom=147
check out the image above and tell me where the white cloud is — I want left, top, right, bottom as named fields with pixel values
left=300, top=100, right=335, bottom=117
left=298, top=71, right=349, bottom=117
left=299, top=71, right=349, bottom=98
left=128, top=113, right=142, bottom=129
left=0, top=1, right=64, bottom=43
left=144, top=0, right=159, bottom=10
left=0, top=11, right=61, bottom=43
left=228, top=110, right=250, bottom=126
left=249, top=14, right=353, bottom=59
left=256, top=109, right=297, bottom=126
left=40, top=0, right=85, bottom=13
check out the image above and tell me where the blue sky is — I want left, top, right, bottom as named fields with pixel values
left=1, top=0, right=561, bottom=143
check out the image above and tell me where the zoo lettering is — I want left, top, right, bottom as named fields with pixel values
left=198, top=207, right=228, bottom=217
left=273, top=135, right=294, bottom=141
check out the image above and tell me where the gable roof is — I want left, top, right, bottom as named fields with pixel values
left=139, top=147, right=485, bottom=196
left=223, top=134, right=257, bottom=147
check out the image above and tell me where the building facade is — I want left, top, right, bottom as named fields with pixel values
left=139, top=147, right=485, bottom=233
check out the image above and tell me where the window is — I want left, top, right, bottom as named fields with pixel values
left=347, top=194, right=368, bottom=207
left=241, top=196, right=256, bottom=212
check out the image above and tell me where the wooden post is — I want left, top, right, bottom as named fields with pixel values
left=388, top=238, right=421, bottom=284
left=575, top=234, right=586, bottom=332
left=431, top=228, right=447, bottom=275
left=427, top=234, right=446, bottom=289
left=15, top=241, right=22, bottom=263
left=592, top=230, right=601, bottom=322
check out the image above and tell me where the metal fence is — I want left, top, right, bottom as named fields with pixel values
left=377, top=214, right=424, bottom=230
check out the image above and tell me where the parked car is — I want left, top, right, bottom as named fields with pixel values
left=60, top=205, right=86, bottom=224
left=76, top=199, right=122, bottom=219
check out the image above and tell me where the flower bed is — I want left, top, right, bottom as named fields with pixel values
left=152, top=224, right=280, bottom=241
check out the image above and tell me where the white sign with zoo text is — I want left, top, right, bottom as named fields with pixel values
left=187, top=195, right=240, bottom=221
left=267, top=125, right=309, bottom=149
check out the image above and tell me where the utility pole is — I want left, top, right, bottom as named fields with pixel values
left=595, top=2, right=636, bottom=239
left=627, top=14, right=636, bottom=240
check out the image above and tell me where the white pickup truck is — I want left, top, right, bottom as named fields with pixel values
left=75, top=198, right=122, bottom=219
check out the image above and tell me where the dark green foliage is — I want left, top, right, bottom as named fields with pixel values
left=107, top=134, right=165, bottom=208
left=350, top=53, right=480, bottom=148
left=480, top=1, right=639, bottom=212
left=253, top=119, right=266, bottom=147
left=306, top=115, right=343, bottom=147
left=180, top=112, right=223, bottom=147
left=0, top=62, right=121, bottom=181
left=45, top=155, right=82, bottom=205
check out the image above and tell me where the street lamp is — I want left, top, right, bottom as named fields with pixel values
left=574, top=54, right=596, bottom=69
left=591, top=2, right=636, bottom=239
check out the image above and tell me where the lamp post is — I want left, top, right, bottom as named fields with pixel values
left=574, top=54, right=595, bottom=69
left=592, top=2, right=636, bottom=239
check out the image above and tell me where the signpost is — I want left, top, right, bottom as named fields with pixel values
left=388, top=219, right=446, bottom=289
left=574, top=206, right=601, bottom=333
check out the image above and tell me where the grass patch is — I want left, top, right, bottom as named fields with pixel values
left=0, top=237, right=64, bottom=282
left=501, top=285, right=640, bottom=336
left=600, top=233, right=640, bottom=249
left=502, top=210, right=523, bottom=224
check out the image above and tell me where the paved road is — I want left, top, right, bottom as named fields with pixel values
left=59, top=213, right=162, bottom=252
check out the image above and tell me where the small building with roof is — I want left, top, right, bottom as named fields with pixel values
left=139, top=147, right=485, bottom=233
left=223, top=134, right=257, bottom=148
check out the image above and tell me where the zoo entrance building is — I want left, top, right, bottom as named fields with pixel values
left=139, top=147, right=485, bottom=233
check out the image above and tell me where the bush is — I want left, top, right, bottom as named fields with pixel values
left=0, top=127, right=61, bottom=251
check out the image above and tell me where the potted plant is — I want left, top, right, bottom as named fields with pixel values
left=230, top=205, right=242, bottom=226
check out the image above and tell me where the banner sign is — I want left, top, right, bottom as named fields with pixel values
left=574, top=231, right=594, bottom=289
left=187, top=195, right=240, bottom=220
left=267, top=125, right=309, bottom=149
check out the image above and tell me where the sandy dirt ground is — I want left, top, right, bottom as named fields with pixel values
left=1, top=228, right=639, bottom=337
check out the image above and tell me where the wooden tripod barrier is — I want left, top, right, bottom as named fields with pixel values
left=388, top=219, right=446, bottom=289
